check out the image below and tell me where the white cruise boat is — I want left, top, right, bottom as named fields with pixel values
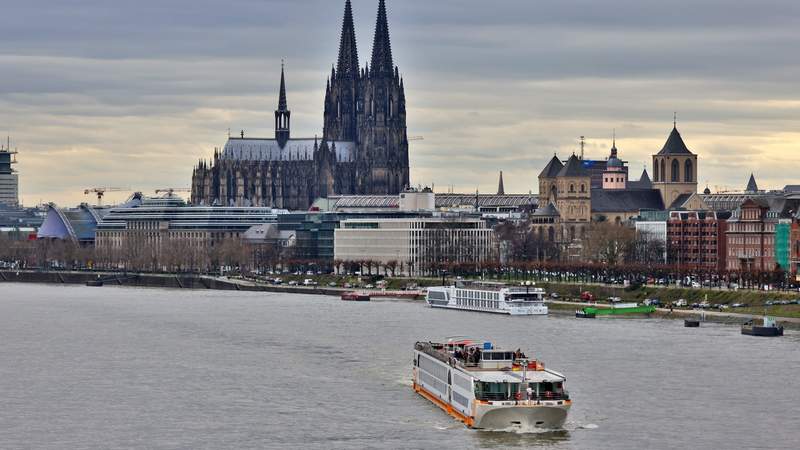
left=413, top=339, right=571, bottom=430
left=426, top=282, right=548, bottom=316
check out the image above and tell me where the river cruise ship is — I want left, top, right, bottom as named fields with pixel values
left=412, top=339, right=571, bottom=430
left=426, top=282, right=548, bottom=315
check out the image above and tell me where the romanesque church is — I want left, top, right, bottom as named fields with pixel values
left=191, top=0, right=410, bottom=210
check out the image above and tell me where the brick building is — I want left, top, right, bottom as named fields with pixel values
left=667, top=210, right=729, bottom=271
left=725, top=199, right=777, bottom=272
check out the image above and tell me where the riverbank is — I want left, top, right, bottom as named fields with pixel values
left=546, top=299, right=800, bottom=329
left=3, top=269, right=798, bottom=328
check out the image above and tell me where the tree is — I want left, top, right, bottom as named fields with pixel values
left=582, top=222, right=636, bottom=265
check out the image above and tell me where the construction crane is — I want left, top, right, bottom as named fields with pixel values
left=84, top=187, right=127, bottom=206
left=155, top=188, right=191, bottom=197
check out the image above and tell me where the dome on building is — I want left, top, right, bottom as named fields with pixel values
left=607, top=156, right=623, bottom=168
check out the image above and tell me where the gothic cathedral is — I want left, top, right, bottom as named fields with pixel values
left=191, top=0, right=410, bottom=209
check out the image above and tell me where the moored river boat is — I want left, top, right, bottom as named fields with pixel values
left=742, top=316, right=783, bottom=337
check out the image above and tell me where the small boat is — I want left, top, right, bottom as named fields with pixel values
left=742, top=316, right=783, bottom=337
left=684, top=319, right=700, bottom=328
left=413, top=339, right=570, bottom=430
left=575, top=310, right=596, bottom=319
left=341, top=292, right=370, bottom=302
left=86, top=280, right=104, bottom=287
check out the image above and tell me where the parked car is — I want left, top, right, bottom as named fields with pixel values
left=675, top=299, right=688, bottom=307
left=328, top=282, right=338, bottom=287
left=580, top=291, right=596, bottom=302
left=288, top=280, right=298, bottom=286
left=609, top=296, right=622, bottom=303
left=644, top=298, right=661, bottom=306
left=731, top=303, right=745, bottom=308
left=550, top=292, right=560, bottom=299
left=691, top=281, right=701, bottom=289
left=303, top=279, right=318, bottom=286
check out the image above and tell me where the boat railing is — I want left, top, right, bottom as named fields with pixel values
left=475, top=391, right=570, bottom=402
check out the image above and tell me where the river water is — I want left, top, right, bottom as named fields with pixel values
left=0, top=283, right=798, bottom=449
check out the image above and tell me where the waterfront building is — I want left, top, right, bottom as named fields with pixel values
left=667, top=210, right=730, bottom=271
left=191, top=0, right=410, bottom=210
left=95, top=194, right=286, bottom=256
left=634, top=210, right=669, bottom=263
left=725, top=198, right=777, bottom=272
left=316, top=189, right=537, bottom=217
left=37, top=203, right=110, bottom=246
left=791, top=217, right=800, bottom=275
left=0, top=139, right=19, bottom=208
left=334, top=217, right=498, bottom=276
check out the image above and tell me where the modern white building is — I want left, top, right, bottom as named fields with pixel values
left=334, top=216, right=498, bottom=276
left=634, top=216, right=668, bottom=263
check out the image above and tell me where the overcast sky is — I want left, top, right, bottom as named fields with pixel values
left=2, top=0, right=800, bottom=206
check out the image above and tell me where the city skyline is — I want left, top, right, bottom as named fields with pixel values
left=2, top=0, right=800, bottom=206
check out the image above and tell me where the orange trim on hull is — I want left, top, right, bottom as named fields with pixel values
left=413, top=382, right=475, bottom=428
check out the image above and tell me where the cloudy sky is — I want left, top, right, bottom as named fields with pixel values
left=2, top=0, right=800, bottom=206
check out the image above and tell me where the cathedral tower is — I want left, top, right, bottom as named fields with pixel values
left=324, top=0, right=360, bottom=142
left=356, top=0, right=410, bottom=194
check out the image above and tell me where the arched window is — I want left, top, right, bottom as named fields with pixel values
left=685, top=159, right=693, bottom=182
left=569, top=184, right=575, bottom=192
left=660, top=160, right=666, bottom=182
left=671, top=159, right=680, bottom=182
left=551, top=185, right=557, bottom=198
left=548, top=227, right=555, bottom=242
left=654, top=160, right=659, bottom=181
left=570, top=226, right=576, bottom=240
left=580, top=184, right=586, bottom=193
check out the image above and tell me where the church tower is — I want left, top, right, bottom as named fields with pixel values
left=356, top=0, right=410, bottom=194
left=652, top=121, right=698, bottom=207
left=275, top=63, right=290, bottom=148
left=324, top=0, right=360, bottom=143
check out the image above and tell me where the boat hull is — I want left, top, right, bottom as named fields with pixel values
left=742, top=326, right=783, bottom=337
left=684, top=319, right=700, bottom=327
left=474, top=402, right=570, bottom=430
left=413, top=382, right=569, bottom=430
left=429, top=303, right=548, bottom=316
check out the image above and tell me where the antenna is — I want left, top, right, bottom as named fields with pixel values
left=579, top=136, right=585, bottom=160
left=674, top=112, right=677, bottom=128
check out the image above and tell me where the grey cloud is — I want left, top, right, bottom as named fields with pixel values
left=2, top=0, right=800, bottom=204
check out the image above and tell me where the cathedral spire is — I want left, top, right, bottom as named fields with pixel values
left=275, top=63, right=291, bottom=148
left=337, top=0, right=359, bottom=78
left=497, top=171, right=505, bottom=195
left=278, top=60, right=288, bottom=111
left=370, top=0, right=394, bottom=76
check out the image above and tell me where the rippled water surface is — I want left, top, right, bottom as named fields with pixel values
left=1, top=283, right=798, bottom=449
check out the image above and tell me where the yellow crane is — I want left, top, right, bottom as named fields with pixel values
left=84, top=187, right=127, bottom=206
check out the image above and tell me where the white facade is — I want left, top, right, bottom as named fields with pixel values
left=635, top=220, right=668, bottom=263
left=334, top=217, right=498, bottom=275
left=0, top=173, right=18, bottom=208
